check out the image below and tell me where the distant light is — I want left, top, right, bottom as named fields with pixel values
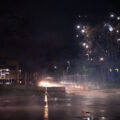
left=6, top=69, right=9, bottom=71
left=108, top=26, right=113, bottom=32
left=104, top=23, right=114, bottom=32
left=82, top=43, right=86, bottom=46
left=19, top=81, right=22, bottom=84
left=78, top=15, right=81, bottom=18
left=117, top=38, right=120, bottom=42
left=87, top=117, right=90, bottom=120
left=100, top=57, right=104, bottom=61
left=109, top=68, right=112, bottom=72
left=117, top=16, right=120, bottom=20
left=38, top=81, right=50, bottom=87
left=54, top=66, right=57, bottom=69
left=76, top=35, right=79, bottom=38
left=85, top=45, right=89, bottom=49
left=77, top=25, right=80, bottom=29
left=90, top=58, right=93, bottom=61
left=110, top=14, right=115, bottom=18
left=101, top=116, right=106, bottom=119
left=115, top=68, right=119, bottom=72
left=116, top=30, right=119, bottom=33
left=81, top=29, right=85, bottom=33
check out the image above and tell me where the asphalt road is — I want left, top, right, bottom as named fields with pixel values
left=0, top=89, right=120, bottom=120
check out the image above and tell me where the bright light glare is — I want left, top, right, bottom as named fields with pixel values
left=90, top=58, right=93, bottom=61
left=108, top=26, right=113, bottom=32
left=81, top=29, right=85, bottom=33
left=39, top=81, right=50, bottom=87
left=117, top=16, right=120, bottom=20
left=104, top=23, right=113, bottom=32
left=6, top=69, right=9, bottom=71
left=116, top=30, right=119, bottom=33
left=82, top=43, right=86, bottom=46
left=101, top=116, right=106, bottom=119
left=85, top=45, right=89, bottom=49
left=77, top=25, right=80, bottom=29
left=110, top=14, right=115, bottom=18
left=100, top=57, right=104, bottom=61
left=38, top=81, right=62, bottom=87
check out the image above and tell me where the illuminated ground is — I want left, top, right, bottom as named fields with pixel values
left=0, top=88, right=120, bottom=120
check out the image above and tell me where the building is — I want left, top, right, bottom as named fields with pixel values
left=0, top=60, right=22, bottom=85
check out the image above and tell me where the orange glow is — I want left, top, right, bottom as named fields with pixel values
left=38, top=80, right=62, bottom=87
left=44, top=88, right=48, bottom=120
left=19, top=81, right=22, bottom=84
left=44, top=103, right=48, bottom=120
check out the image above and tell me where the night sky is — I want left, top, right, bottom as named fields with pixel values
left=0, top=0, right=119, bottom=72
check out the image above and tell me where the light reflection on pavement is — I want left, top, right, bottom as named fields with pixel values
left=44, top=87, right=49, bottom=120
left=0, top=89, right=120, bottom=120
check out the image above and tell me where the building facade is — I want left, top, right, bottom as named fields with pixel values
left=0, top=60, right=22, bottom=85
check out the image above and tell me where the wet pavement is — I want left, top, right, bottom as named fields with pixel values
left=0, top=89, right=120, bottom=120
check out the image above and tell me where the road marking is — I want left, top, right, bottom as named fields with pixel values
left=44, top=87, right=49, bottom=120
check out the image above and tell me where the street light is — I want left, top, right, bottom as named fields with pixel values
left=104, top=23, right=113, bottom=32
